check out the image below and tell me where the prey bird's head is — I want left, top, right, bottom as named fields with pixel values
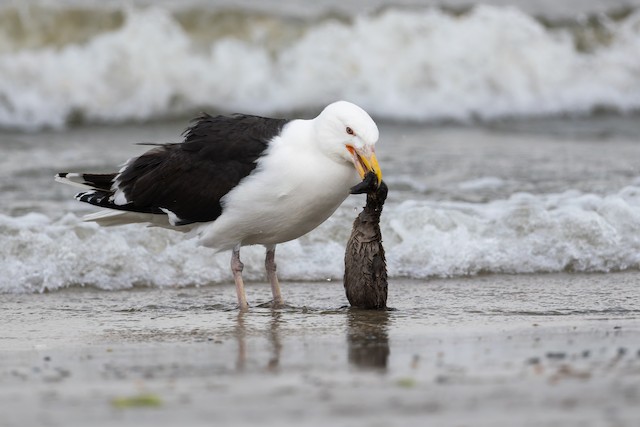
left=314, top=101, right=382, bottom=186
left=350, top=171, right=388, bottom=207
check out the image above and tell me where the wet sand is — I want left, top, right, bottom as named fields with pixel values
left=2, top=273, right=640, bottom=427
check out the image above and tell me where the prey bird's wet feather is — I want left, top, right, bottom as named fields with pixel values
left=345, top=172, right=389, bottom=309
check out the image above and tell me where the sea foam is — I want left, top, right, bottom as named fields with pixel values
left=1, top=5, right=640, bottom=130
left=4, top=185, right=640, bottom=293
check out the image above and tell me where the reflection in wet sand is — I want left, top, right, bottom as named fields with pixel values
left=235, top=310, right=283, bottom=372
left=346, top=309, right=390, bottom=370
left=235, top=312, right=247, bottom=371
left=266, top=310, right=283, bottom=372
left=233, top=307, right=390, bottom=372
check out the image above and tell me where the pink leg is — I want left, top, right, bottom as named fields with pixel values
left=231, top=246, right=248, bottom=310
left=265, top=245, right=284, bottom=307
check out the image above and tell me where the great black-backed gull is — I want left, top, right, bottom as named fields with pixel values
left=55, top=101, right=382, bottom=309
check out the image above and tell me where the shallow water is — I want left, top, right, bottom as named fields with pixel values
left=6, top=272, right=640, bottom=345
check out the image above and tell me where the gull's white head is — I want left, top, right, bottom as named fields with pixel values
left=313, top=100, right=382, bottom=185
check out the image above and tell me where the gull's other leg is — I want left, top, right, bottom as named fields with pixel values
left=265, top=245, right=284, bottom=307
left=231, top=245, right=248, bottom=310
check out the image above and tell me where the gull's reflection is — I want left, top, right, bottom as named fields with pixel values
left=235, top=311, right=247, bottom=371
left=346, top=309, right=390, bottom=370
left=266, top=310, right=283, bottom=371
left=235, top=309, right=282, bottom=372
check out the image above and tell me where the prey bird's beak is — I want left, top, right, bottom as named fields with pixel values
left=346, top=145, right=382, bottom=186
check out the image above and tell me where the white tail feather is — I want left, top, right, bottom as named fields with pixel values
left=83, top=210, right=152, bottom=226
left=55, top=173, right=94, bottom=190
left=82, top=209, right=186, bottom=230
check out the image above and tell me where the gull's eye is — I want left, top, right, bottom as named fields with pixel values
left=346, top=127, right=355, bottom=135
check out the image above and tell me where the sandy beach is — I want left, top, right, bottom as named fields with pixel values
left=2, top=273, right=639, bottom=427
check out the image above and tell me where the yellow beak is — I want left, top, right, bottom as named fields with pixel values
left=346, top=145, right=383, bottom=186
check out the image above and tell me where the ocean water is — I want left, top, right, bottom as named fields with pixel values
left=2, top=1, right=640, bottom=293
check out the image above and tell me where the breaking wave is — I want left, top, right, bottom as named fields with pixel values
left=4, top=185, right=640, bottom=293
left=1, top=4, right=640, bottom=130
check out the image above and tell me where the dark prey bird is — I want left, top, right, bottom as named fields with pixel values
left=55, top=101, right=383, bottom=310
left=344, top=171, right=388, bottom=309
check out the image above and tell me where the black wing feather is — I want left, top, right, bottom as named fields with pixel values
left=82, top=113, right=289, bottom=224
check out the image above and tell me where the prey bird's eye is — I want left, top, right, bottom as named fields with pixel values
left=346, top=127, right=355, bottom=136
